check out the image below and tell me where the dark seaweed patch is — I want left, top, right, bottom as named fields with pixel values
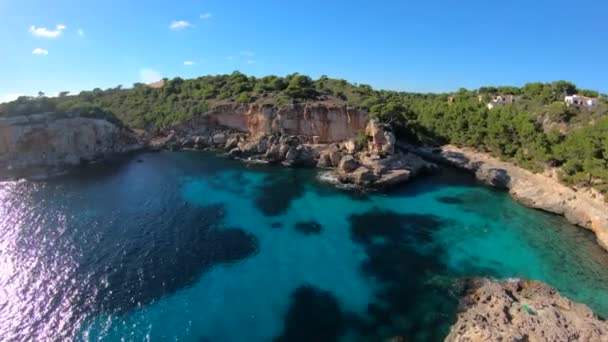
left=271, top=222, right=283, bottom=229
left=275, top=286, right=346, bottom=342
left=350, top=208, right=444, bottom=245
left=294, top=221, right=323, bottom=235
left=76, top=204, right=258, bottom=315
left=254, top=173, right=307, bottom=216
left=436, top=196, right=465, bottom=204
left=347, top=209, right=460, bottom=340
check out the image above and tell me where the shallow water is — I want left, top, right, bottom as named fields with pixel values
left=1, top=151, right=608, bottom=341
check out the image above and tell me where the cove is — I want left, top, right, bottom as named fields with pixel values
left=1, top=151, right=607, bottom=341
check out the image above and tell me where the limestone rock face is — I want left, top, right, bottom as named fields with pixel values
left=201, top=103, right=369, bottom=143
left=0, top=113, right=142, bottom=174
left=446, top=278, right=608, bottom=342
left=365, top=119, right=395, bottom=155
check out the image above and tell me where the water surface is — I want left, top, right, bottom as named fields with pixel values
left=1, top=151, right=607, bottom=341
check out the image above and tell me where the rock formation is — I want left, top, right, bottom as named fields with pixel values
left=408, top=144, right=608, bottom=251
left=153, top=112, right=437, bottom=189
left=0, top=113, right=142, bottom=178
left=446, top=278, right=608, bottom=342
left=183, top=102, right=369, bottom=143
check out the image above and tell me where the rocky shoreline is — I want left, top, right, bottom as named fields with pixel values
left=446, top=278, right=608, bottom=341
left=3, top=110, right=608, bottom=254
left=150, top=119, right=437, bottom=190
left=408, top=144, right=608, bottom=252
left=0, top=112, right=143, bottom=180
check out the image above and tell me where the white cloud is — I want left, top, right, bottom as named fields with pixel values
left=169, top=20, right=193, bottom=31
left=183, top=61, right=195, bottom=66
left=240, top=50, right=255, bottom=57
left=77, top=28, right=84, bottom=37
left=30, top=24, right=66, bottom=38
left=200, top=13, right=212, bottom=19
left=246, top=60, right=256, bottom=64
left=0, top=93, right=24, bottom=104
left=32, top=48, right=49, bottom=55
left=140, top=68, right=162, bottom=83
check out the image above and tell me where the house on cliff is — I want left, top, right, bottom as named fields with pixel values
left=564, top=94, right=598, bottom=108
left=486, top=95, right=515, bottom=110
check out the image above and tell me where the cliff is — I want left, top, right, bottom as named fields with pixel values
left=180, top=102, right=369, bottom=143
left=0, top=113, right=142, bottom=176
left=409, top=144, right=608, bottom=251
left=446, top=278, right=608, bottom=341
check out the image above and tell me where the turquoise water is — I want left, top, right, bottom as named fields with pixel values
left=1, top=151, right=608, bottom=341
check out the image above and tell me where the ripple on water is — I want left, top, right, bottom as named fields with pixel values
left=1, top=153, right=608, bottom=342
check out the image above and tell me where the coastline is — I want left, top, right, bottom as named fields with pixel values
left=408, top=143, right=608, bottom=252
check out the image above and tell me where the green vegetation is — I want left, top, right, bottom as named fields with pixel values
left=1, top=72, right=607, bottom=193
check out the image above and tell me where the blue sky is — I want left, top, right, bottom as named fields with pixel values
left=1, top=0, right=606, bottom=102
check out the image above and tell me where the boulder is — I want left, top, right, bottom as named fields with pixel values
left=373, top=169, right=411, bottom=189
left=317, top=144, right=342, bottom=167
left=285, top=146, right=299, bottom=162
left=316, top=153, right=332, bottom=168
left=212, top=133, right=227, bottom=145
left=343, top=139, right=359, bottom=154
left=279, top=144, right=291, bottom=159
left=292, top=145, right=317, bottom=167
left=228, top=147, right=242, bottom=158
left=476, top=167, right=510, bottom=189
left=351, top=167, right=377, bottom=185
left=256, top=137, right=269, bottom=154
left=224, top=136, right=239, bottom=150
left=338, top=155, right=360, bottom=174
left=265, top=143, right=284, bottom=162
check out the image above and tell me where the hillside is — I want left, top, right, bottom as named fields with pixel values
left=1, top=72, right=607, bottom=194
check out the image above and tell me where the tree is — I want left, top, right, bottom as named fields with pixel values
left=284, top=74, right=318, bottom=99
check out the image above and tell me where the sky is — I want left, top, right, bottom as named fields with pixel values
left=1, top=0, right=607, bottom=102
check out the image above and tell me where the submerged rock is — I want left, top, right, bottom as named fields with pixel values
left=294, top=221, right=323, bottom=235
left=446, top=278, right=608, bottom=342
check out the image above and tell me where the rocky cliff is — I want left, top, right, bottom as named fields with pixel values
left=446, top=278, right=608, bottom=342
left=409, top=144, right=608, bottom=251
left=0, top=113, right=142, bottom=176
left=182, top=103, right=369, bottom=143
left=157, top=112, right=437, bottom=190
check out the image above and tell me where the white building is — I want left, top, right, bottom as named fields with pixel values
left=486, top=95, right=514, bottom=110
left=564, top=95, right=598, bottom=108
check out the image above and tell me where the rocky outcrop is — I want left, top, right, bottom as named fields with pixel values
left=187, top=103, right=369, bottom=143
left=409, top=144, right=608, bottom=251
left=336, top=151, right=437, bottom=188
left=446, top=278, right=608, bottom=342
left=153, top=117, right=435, bottom=189
left=0, top=113, right=142, bottom=177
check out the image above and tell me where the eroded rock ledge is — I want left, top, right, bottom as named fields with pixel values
left=409, top=144, right=608, bottom=251
left=446, top=278, right=608, bottom=342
